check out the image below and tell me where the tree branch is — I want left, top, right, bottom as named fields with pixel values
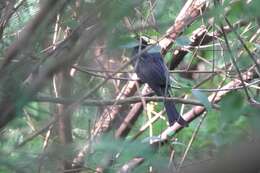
left=35, top=95, right=204, bottom=107
left=159, top=70, right=254, bottom=141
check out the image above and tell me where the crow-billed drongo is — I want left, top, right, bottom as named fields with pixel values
left=132, top=38, right=187, bottom=126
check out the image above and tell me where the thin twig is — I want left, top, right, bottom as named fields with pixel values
left=192, top=79, right=260, bottom=92
left=34, top=95, right=204, bottom=107
left=177, top=112, right=207, bottom=172
left=221, top=23, right=252, bottom=101
left=15, top=118, right=55, bottom=148
left=74, top=65, right=228, bottom=74
left=224, top=17, right=260, bottom=74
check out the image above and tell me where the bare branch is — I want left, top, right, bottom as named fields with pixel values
left=159, top=0, right=208, bottom=53
left=117, top=157, right=144, bottom=173
left=35, top=95, right=204, bottom=107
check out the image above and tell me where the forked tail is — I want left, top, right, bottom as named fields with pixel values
left=164, top=100, right=187, bottom=126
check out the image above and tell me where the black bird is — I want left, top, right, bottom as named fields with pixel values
left=132, top=38, right=187, bottom=126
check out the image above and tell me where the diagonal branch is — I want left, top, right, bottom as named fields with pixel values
left=224, top=17, right=260, bottom=74
left=115, top=20, right=250, bottom=140
left=160, top=70, right=255, bottom=141
left=0, top=4, right=104, bottom=129
left=35, top=95, right=204, bottom=107
left=72, top=0, right=209, bottom=168
left=160, top=0, right=208, bottom=53
left=117, top=157, right=144, bottom=173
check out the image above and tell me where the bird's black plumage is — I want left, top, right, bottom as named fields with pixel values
left=132, top=39, right=187, bottom=126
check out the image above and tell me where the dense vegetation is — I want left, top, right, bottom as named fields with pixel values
left=0, top=0, right=260, bottom=172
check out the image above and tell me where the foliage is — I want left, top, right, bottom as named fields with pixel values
left=0, top=0, right=259, bottom=172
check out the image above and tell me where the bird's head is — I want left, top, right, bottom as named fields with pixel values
left=134, top=36, right=152, bottom=51
left=120, top=35, right=160, bottom=58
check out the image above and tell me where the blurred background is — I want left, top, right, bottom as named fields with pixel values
left=0, top=0, right=260, bottom=172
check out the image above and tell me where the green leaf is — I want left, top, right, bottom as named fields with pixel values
left=220, top=91, right=244, bottom=123
left=247, top=0, right=260, bottom=16
left=192, top=90, right=212, bottom=111
left=237, top=55, right=252, bottom=69
left=167, top=130, right=176, bottom=137
left=175, top=36, right=191, bottom=46
left=228, top=0, right=245, bottom=17
left=242, top=104, right=260, bottom=131
left=254, top=43, right=260, bottom=49
left=109, top=34, right=136, bottom=49
left=171, top=76, right=193, bottom=93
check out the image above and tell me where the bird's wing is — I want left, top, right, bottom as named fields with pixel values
left=146, top=53, right=170, bottom=86
left=135, top=52, right=170, bottom=96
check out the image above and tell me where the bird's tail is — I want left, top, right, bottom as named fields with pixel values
left=164, top=100, right=187, bottom=126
